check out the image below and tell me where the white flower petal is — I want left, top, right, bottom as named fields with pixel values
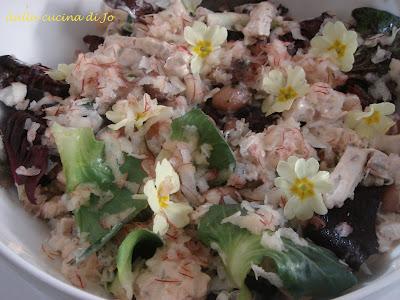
left=343, top=31, right=358, bottom=53
left=262, top=70, right=285, bottom=95
left=283, top=197, right=300, bottom=220
left=274, top=177, right=291, bottom=191
left=322, top=22, right=336, bottom=40
left=270, top=98, right=296, bottom=113
left=287, top=156, right=299, bottom=168
left=303, top=158, right=319, bottom=177
left=310, top=36, right=331, bottom=54
left=108, top=119, right=128, bottom=131
left=155, top=159, right=180, bottom=194
left=311, top=194, right=328, bottom=216
left=294, top=158, right=308, bottom=178
left=144, top=180, right=161, bottom=213
left=339, top=53, right=355, bottom=72
left=371, top=102, right=395, bottom=116
left=164, top=202, right=193, bottom=228
left=332, top=21, right=348, bottom=40
left=190, top=56, right=203, bottom=74
left=192, top=21, right=208, bottom=36
left=153, top=214, right=169, bottom=235
left=206, top=25, right=228, bottom=47
left=311, top=171, right=333, bottom=193
left=276, top=161, right=296, bottom=182
left=286, top=66, right=305, bottom=87
left=295, top=200, right=315, bottom=220
left=184, top=26, right=202, bottom=46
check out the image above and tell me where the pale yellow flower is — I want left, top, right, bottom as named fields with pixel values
left=310, top=21, right=358, bottom=72
left=345, top=102, right=395, bottom=140
left=106, top=93, right=167, bottom=131
left=143, top=159, right=193, bottom=235
left=261, top=66, right=309, bottom=116
left=182, top=0, right=202, bottom=14
left=275, top=156, right=332, bottom=221
left=184, top=21, right=228, bottom=74
left=46, top=63, right=75, bottom=81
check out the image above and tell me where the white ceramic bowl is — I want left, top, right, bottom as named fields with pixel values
left=1, top=0, right=400, bottom=299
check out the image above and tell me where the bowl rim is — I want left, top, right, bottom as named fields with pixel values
left=0, top=241, right=104, bottom=300
left=1, top=236, right=400, bottom=300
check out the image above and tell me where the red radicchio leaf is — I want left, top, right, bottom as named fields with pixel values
left=0, top=55, right=70, bottom=101
left=83, top=35, right=105, bottom=52
left=304, top=185, right=383, bottom=270
left=2, top=111, right=48, bottom=203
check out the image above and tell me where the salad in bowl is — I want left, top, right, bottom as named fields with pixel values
left=1, top=0, right=400, bottom=299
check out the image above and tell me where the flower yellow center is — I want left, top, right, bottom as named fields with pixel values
left=328, top=39, right=346, bottom=58
left=364, top=111, right=381, bottom=125
left=277, top=86, right=298, bottom=102
left=158, top=192, right=169, bottom=208
left=290, top=177, right=315, bottom=201
left=192, top=40, right=213, bottom=58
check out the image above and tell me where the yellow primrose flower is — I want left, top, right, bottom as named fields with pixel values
left=46, top=63, right=75, bottom=81
left=106, top=93, right=167, bottom=131
left=184, top=21, right=228, bottom=74
left=275, top=156, right=332, bottom=221
left=345, top=102, right=395, bottom=140
left=143, top=159, right=193, bottom=235
left=310, top=21, right=358, bottom=72
left=261, top=66, right=309, bottom=116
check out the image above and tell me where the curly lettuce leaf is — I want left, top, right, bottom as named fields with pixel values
left=198, top=204, right=265, bottom=299
left=115, top=229, right=163, bottom=299
left=352, top=7, right=400, bottom=36
left=52, top=124, right=149, bottom=260
left=198, top=205, right=357, bottom=300
left=51, top=123, right=114, bottom=192
left=171, top=108, right=235, bottom=173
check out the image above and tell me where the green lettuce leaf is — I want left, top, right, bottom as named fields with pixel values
left=198, top=204, right=265, bottom=299
left=198, top=205, right=357, bottom=300
left=171, top=109, right=235, bottom=173
left=75, top=187, right=148, bottom=253
left=120, top=154, right=147, bottom=184
left=115, top=229, right=163, bottom=299
left=52, top=124, right=149, bottom=260
left=51, top=123, right=114, bottom=192
left=352, top=7, right=400, bottom=36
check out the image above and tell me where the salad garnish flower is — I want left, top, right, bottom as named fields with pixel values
left=106, top=93, right=167, bottom=131
left=261, top=66, right=309, bottom=116
left=184, top=21, right=228, bottom=74
left=345, top=102, right=395, bottom=140
left=275, top=156, right=332, bottom=220
left=144, top=159, right=193, bottom=235
left=182, top=0, right=202, bottom=14
left=310, top=21, right=358, bottom=72
left=46, top=63, right=75, bottom=81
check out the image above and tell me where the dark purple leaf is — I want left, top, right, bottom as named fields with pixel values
left=234, top=106, right=279, bottom=133
left=0, top=55, right=70, bottom=101
left=336, top=78, right=375, bottom=108
left=200, top=0, right=264, bottom=12
left=279, top=32, right=309, bottom=56
left=300, top=12, right=332, bottom=40
left=83, top=35, right=105, bottom=52
left=2, top=111, right=49, bottom=203
left=304, top=185, right=383, bottom=270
